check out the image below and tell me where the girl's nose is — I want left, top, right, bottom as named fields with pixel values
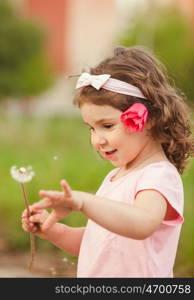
left=92, top=133, right=107, bottom=148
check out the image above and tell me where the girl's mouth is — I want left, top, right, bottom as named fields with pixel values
left=104, top=149, right=117, bottom=158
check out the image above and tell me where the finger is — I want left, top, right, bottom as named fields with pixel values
left=25, top=225, right=38, bottom=233
left=21, top=213, right=32, bottom=225
left=22, top=214, right=28, bottom=220
left=22, top=223, right=35, bottom=232
left=41, top=211, right=58, bottom=232
left=39, top=190, right=60, bottom=198
left=22, top=224, right=30, bottom=232
left=22, top=210, right=27, bottom=218
left=22, top=207, right=33, bottom=218
left=31, top=198, right=52, bottom=210
left=60, top=179, right=72, bottom=198
left=22, top=220, right=29, bottom=229
left=29, top=205, right=45, bottom=214
left=22, top=216, right=30, bottom=225
left=22, top=206, right=42, bottom=218
left=22, top=217, right=34, bottom=227
left=29, top=213, right=45, bottom=224
left=22, top=215, right=39, bottom=228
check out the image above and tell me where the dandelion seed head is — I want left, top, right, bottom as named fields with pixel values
left=62, top=257, right=68, bottom=263
left=49, top=267, right=57, bottom=276
left=19, top=167, right=26, bottom=173
left=10, top=166, right=35, bottom=183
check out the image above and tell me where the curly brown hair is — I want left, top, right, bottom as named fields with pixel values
left=74, top=46, right=194, bottom=174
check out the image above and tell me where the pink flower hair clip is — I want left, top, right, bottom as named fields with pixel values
left=120, top=103, right=148, bottom=133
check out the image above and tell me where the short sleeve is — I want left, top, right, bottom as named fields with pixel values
left=135, top=162, right=184, bottom=226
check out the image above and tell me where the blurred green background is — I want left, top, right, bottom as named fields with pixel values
left=0, top=0, right=193, bottom=277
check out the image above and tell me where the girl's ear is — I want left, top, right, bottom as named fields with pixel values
left=145, top=119, right=155, bottom=130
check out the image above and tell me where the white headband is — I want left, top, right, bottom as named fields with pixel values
left=75, top=72, right=146, bottom=99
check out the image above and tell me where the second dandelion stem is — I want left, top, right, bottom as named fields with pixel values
left=21, top=183, right=36, bottom=271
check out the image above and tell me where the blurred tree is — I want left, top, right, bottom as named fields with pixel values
left=0, top=0, right=54, bottom=101
left=119, top=6, right=194, bottom=103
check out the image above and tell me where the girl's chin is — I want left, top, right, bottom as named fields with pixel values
left=110, top=161, right=126, bottom=168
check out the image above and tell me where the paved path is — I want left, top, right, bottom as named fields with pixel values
left=0, top=266, right=44, bottom=278
left=0, top=251, right=76, bottom=278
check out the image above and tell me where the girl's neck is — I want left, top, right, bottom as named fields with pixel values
left=118, top=140, right=168, bottom=179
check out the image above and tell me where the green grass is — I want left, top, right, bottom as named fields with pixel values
left=0, top=115, right=193, bottom=275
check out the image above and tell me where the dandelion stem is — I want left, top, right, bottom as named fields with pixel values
left=21, top=183, right=36, bottom=271
left=28, top=232, right=36, bottom=271
left=21, top=183, right=30, bottom=216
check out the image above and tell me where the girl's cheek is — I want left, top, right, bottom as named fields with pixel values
left=90, top=137, right=96, bottom=149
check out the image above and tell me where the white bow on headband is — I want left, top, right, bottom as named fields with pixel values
left=75, top=72, right=146, bottom=99
left=75, top=72, right=111, bottom=90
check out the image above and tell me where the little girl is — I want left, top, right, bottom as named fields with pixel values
left=22, top=46, right=193, bottom=277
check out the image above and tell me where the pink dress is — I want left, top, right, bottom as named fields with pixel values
left=77, top=161, right=184, bottom=277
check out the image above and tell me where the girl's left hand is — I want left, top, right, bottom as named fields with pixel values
left=31, top=179, right=83, bottom=231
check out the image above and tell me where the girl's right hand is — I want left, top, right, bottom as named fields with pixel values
left=21, top=207, right=51, bottom=239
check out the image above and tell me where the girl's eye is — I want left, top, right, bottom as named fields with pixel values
left=103, top=124, right=113, bottom=129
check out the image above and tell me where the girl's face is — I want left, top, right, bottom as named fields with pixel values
left=80, top=103, right=153, bottom=169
